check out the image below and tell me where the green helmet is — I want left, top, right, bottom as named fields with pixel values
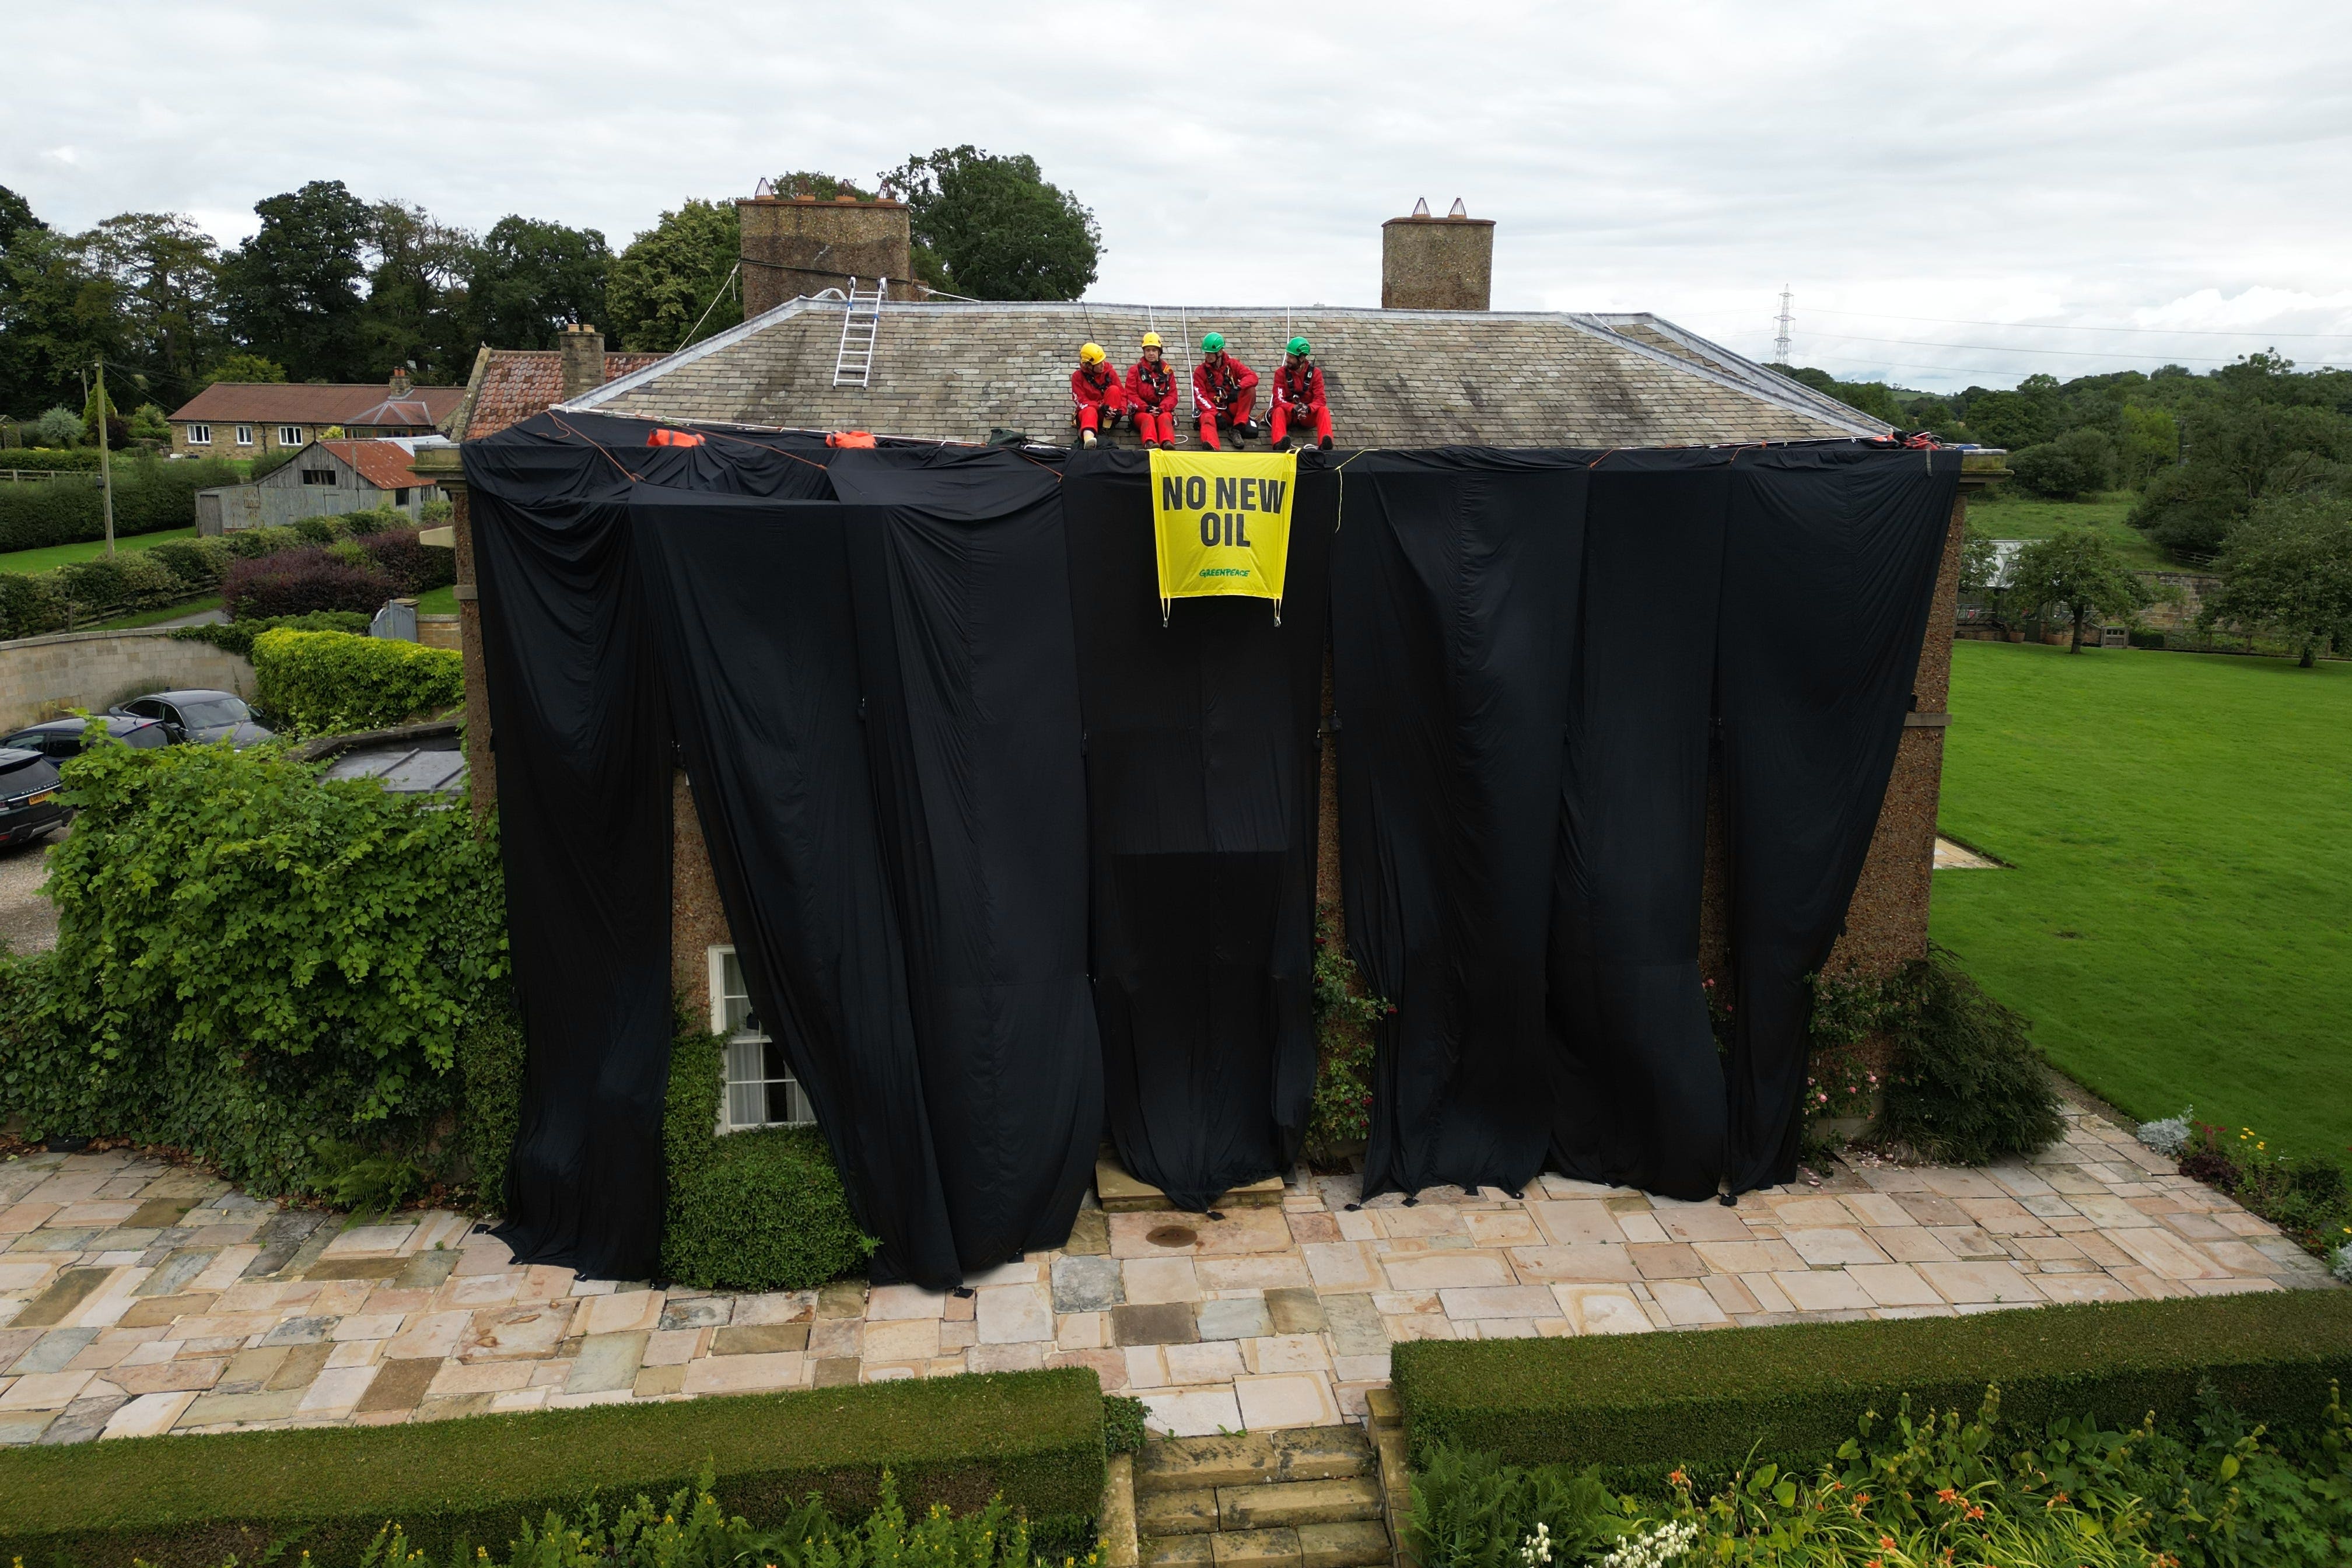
left=1287, top=337, right=1311, bottom=356
left=1200, top=331, right=1224, bottom=352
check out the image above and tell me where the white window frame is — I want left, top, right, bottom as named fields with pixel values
left=278, top=425, right=302, bottom=447
left=186, top=424, right=211, bottom=445
left=234, top=425, right=254, bottom=446
left=709, top=946, right=814, bottom=1132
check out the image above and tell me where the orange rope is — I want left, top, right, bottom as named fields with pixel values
left=545, top=411, right=642, bottom=482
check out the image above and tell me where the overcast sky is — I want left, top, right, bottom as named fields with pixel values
left=9, top=1, right=2350, bottom=392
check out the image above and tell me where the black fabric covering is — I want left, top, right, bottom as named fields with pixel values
left=1717, top=447, right=1960, bottom=1191
left=1329, top=452, right=1590, bottom=1200
left=1061, top=452, right=1335, bottom=1210
left=463, top=438, right=674, bottom=1282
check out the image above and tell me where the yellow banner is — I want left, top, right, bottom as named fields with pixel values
left=1149, top=450, right=1298, bottom=620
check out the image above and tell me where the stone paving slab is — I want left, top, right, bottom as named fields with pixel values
left=0, top=1106, right=2335, bottom=1444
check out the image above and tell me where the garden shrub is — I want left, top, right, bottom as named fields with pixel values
left=1305, top=901, right=1387, bottom=1166
left=2177, top=1119, right=2352, bottom=1255
left=250, top=626, right=464, bottom=736
left=225, top=544, right=395, bottom=620
left=0, top=1369, right=1107, bottom=1568
left=52, top=550, right=180, bottom=618
left=422, top=496, right=455, bottom=523
left=1392, top=1291, right=2352, bottom=1482
left=457, top=991, right=526, bottom=1207
left=1103, top=1394, right=1149, bottom=1457
left=222, top=524, right=295, bottom=559
left=340, top=505, right=405, bottom=537
left=170, top=607, right=370, bottom=657
left=144, top=536, right=235, bottom=594
left=1408, top=1381, right=2352, bottom=1568
left=0, top=453, right=240, bottom=551
left=289, top=513, right=345, bottom=545
left=1, top=740, right=507, bottom=1197
left=656, top=1009, right=874, bottom=1289
left=0, top=446, right=101, bottom=472
left=0, top=570, right=65, bottom=639
left=356, top=525, right=459, bottom=594
left=1875, top=950, right=2064, bottom=1163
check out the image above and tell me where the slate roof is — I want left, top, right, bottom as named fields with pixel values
left=444, top=348, right=670, bottom=442
left=169, top=381, right=464, bottom=427
left=566, top=299, right=1887, bottom=447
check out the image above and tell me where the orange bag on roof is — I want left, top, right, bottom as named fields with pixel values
left=647, top=428, right=705, bottom=447
left=826, top=430, right=877, bottom=449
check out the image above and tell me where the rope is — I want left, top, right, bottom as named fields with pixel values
left=545, top=411, right=643, bottom=482
left=674, top=262, right=744, bottom=352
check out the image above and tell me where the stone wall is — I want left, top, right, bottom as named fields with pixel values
left=1380, top=215, right=1494, bottom=311
left=738, top=197, right=917, bottom=318
left=0, top=627, right=254, bottom=732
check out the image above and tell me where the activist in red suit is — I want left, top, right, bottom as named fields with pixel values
left=1125, top=332, right=1181, bottom=449
left=1269, top=337, right=1334, bottom=452
left=1071, top=342, right=1127, bottom=448
left=1192, top=332, right=1260, bottom=450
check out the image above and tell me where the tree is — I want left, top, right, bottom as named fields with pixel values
left=82, top=213, right=223, bottom=396
left=359, top=200, right=477, bottom=383
left=467, top=216, right=611, bottom=350
left=128, top=402, right=170, bottom=443
left=219, top=181, right=373, bottom=382
left=766, top=170, right=873, bottom=201
left=2197, top=498, right=2352, bottom=667
left=880, top=146, right=1099, bottom=300
left=0, top=226, right=122, bottom=419
left=2010, top=525, right=2154, bottom=652
left=2008, top=428, right=2115, bottom=501
left=2116, top=404, right=2179, bottom=488
left=0, top=184, right=44, bottom=255
left=30, top=405, right=82, bottom=447
left=606, top=200, right=741, bottom=353
left=1962, top=388, right=2055, bottom=450
left=2128, top=387, right=2351, bottom=558
left=203, top=352, right=286, bottom=385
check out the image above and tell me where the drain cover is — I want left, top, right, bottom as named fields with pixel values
left=1145, top=1224, right=1198, bottom=1249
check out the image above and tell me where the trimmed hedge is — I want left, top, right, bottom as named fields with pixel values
left=0, top=446, right=103, bottom=472
left=666, top=1125, right=878, bottom=1290
left=250, top=625, right=464, bottom=736
left=1394, top=1290, right=2352, bottom=1478
left=170, top=607, right=370, bottom=657
left=0, top=454, right=242, bottom=551
left=0, top=1368, right=1109, bottom=1568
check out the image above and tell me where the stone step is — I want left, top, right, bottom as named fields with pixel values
left=1098, top=1156, right=1287, bottom=1213
left=1139, top=1488, right=1223, bottom=1536
left=1298, top=1520, right=1392, bottom=1568
left=1136, top=1427, right=1376, bottom=1494
left=1209, top=1527, right=1301, bottom=1568
left=1220, top=1476, right=1384, bottom=1531
left=1143, top=1534, right=1217, bottom=1568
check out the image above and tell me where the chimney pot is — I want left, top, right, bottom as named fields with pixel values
left=1411, top=196, right=1430, bottom=217
left=1448, top=197, right=1468, bottom=218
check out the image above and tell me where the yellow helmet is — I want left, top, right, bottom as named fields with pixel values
left=1140, top=331, right=1163, bottom=349
left=1079, top=342, right=1107, bottom=364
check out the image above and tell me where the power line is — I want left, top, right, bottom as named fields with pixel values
left=1797, top=306, right=2352, bottom=341
left=1803, top=331, right=2242, bottom=365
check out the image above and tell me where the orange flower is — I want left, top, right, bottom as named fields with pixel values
left=1936, top=1487, right=1961, bottom=1505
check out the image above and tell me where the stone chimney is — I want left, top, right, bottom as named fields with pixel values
left=388, top=367, right=414, bottom=398
left=558, top=324, right=606, bottom=401
left=1382, top=198, right=1494, bottom=311
left=737, top=195, right=915, bottom=317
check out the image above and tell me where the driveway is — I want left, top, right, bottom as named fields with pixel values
left=0, top=824, right=61, bottom=955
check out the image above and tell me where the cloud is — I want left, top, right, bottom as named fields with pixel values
left=4, top=0, right=2348, bottom=390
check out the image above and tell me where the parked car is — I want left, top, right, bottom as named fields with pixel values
left=111, top=690, right=274, bottom=747
left=0, top=747, right=68, bottom=847
left=1, top=713, right=174, bottom=760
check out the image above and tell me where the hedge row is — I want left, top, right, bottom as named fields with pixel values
left=0, top=446, right=104, bottom=472
left=0, top=1368, right=1110, bottom=1568
left=1393, top=1290, right=2352, bottom=1478
left=251, top=625, right=465, bottom=736
left=0, top=508, right=447, bottom=638
left=0, top=453, right=242, bottom=551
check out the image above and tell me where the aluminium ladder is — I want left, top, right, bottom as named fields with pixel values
left=832, top=277, right=887, bottom=388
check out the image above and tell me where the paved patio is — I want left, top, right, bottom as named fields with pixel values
left=0, top=1104, right=2334, bottom=1446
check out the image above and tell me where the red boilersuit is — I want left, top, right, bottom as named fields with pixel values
left=1070, top=362, right=1128, bottom=433
left=1270, top=361, right=1332, bottom=446
left=1125, top=356, right=1181, bottom=445
left=1192, top=354, right=1258, bottom=450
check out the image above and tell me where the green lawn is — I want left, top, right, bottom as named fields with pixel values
left=1931, top=642, right=2352, bottom=1164
left=82, top=594, right=220, bottom=631
left=1965, top=490, right=2171, bottom=569
left=415, top=583, right=457, bottom=614
left=0, top=526, right=199, bottom=575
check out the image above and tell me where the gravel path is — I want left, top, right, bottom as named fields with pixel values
left=0, top=825, right=62, bottom=955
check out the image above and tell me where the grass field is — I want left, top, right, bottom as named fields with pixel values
left=82, top=595, right=221, bottom=631
left=1931, top=642, right=2351, bottom=1165
left=415, top=583, right=457, bottom=614
left=0, top=526, right=198, bottom=575
left=1964, top=490, right=2171, bottom=569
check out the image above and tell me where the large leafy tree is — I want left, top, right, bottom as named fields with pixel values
left=467, top=216, right=611, bottom=350
left=0, top=184, right=43, bottom=254
left=2127, top=359, right=2352, bottom=558
left=219, top=181, right=373, bottom=382
left=82, top=212, right=224, bottom=400
left=606, top=200, right=741, bottom=353
left=2197, top=498, right=2352, bottom=667
left=880, top=146, right=1099, bottom=300
left=2010, top=524, right=2154, bottom=652
left=0, top=225, right=123, bottom=421
left=360, top=200, right=477, bottom=383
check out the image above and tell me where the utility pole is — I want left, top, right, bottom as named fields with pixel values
left=94, top=359, right=116, bottom=555
left=1774, top=286, right=1794, bottom=368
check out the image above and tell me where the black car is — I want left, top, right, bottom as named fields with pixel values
left=111, top=690, right=275, bottom=747
left=0, top=747, right=67, bottom=848
left=0, top=713, right=174, bottom=760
